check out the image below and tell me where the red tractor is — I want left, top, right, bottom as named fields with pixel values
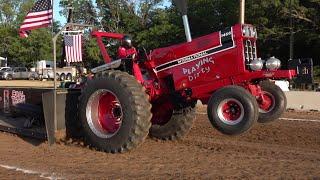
left=77, top=3, right=296, bottom=153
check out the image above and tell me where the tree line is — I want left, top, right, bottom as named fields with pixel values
left=0, top=0, right=319, bottom=75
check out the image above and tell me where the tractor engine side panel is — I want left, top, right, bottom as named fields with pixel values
left=153, top=25, right=245, bottom=93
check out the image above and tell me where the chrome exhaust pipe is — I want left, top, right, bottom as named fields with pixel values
left=182, top=15, right=192, bottom=42
left=173, top=0, right=192, bottom=42
left=240, top=0, right=245, bottom=24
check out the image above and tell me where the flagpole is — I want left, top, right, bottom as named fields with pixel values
left=289, top=0, right=294, bottom=61
left=52, top=0, right=58, bottom=142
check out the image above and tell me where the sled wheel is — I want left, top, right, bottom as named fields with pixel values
left=207, top=86, right=258, bottom=135
left=79, top=70, right=152, bottom=153
left=257, top=80, right=287, bottom=123
left=66, top=73, right=72, bottom=81
left=150, top=106, right=196, bottom=140
left=60, top=73, right=66, bottom=81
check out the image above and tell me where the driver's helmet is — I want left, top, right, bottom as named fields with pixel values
left=121, top=35, right=132, bottom=48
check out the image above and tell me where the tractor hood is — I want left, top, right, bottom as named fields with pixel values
left=150, top=24, right=241, bottom=74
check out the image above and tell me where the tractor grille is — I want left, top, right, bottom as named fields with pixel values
left=244, top=40, right=257, bottom=64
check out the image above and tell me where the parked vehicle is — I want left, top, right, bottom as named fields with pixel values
left=0, top=67, right=12, bottom=79
left=0, top=67, right=38, bottom=80
left=36, top=60, right=78, bottom=81
left=0, top=67, right=11, bottom=72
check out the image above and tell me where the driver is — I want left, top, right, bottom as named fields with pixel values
left=117, top=35, right=137, bottom=59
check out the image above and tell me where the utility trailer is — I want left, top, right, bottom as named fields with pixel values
left=36, top=61, right=78, bottom=81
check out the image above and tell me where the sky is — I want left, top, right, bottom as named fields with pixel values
left=53, top=0, right=66, bottom=24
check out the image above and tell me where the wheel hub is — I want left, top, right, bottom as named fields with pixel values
left=258, top=91, right=275, bottom=113
left=217, top=99, right=245, bottom=125
left=86, top=90, right=123, bottom=138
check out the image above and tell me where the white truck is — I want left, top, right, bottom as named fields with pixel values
left=0, top=57, right=7, bottom=67
left=36, top=60, right=77, bottom=81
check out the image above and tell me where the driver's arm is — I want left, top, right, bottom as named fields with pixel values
left=118, top=46, right=127, bottom=59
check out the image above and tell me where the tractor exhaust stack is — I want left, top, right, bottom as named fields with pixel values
left=240, top=0, right=245, bottom=24
left=182, top=15, right=192, bottom=42
left=173, top=0, right=192, bottom=42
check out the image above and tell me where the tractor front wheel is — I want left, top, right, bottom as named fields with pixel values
left=79, top=71, right=152, bottom=153
left=150, top=105, right=196, bottom=141
left=257, top=81, right=287, bottom=123
left=207, top=86, right=258, bottom=135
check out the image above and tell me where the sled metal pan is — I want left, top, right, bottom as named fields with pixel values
left=0, top=114, right=47, bottom=139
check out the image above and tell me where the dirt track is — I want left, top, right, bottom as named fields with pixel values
left=0, top=81, right=319, bottom=179
left=0, top=110, right=319, bottom=179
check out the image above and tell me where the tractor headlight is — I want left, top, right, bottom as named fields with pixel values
left=249, top=58, right=264, bottom=71
left=251, top=27, right=257, bottom=37
left=242, top=24, right=257, bottom=38
left=242, top=25, right=250, bottom=37
left=266, top=57, right=281, bottom=70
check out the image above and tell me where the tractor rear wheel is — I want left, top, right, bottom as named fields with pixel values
left=149, top=106, right=196, bottom=140
left=257, top=81, right=287, bottom=123
left=79, top=70, right=152, bottom=153
left=207, top=86, right=258, bottom=135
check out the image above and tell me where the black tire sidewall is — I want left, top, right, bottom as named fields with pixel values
left=258, top=81, right=287, bottom=123
left=150, top=107, right=195, bottom=140
left=208, top=86, right=258, bottom=135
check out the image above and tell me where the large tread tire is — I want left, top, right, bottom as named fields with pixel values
left=65, top=91, right=82, bottom=139
left=207, top=86, right=259, bottom=135
left=79, top=71, right=152, bottom=153
left=258, top=80, right=287, bottom=123
left=150, top=107, right=196, bottom=141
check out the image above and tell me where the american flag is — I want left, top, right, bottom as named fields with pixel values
left=64, top=35, right=83, bottom=63
left=19, top=0, right=53, bottom=38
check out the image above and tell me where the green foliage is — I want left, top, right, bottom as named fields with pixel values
left=83, top=37, right=103, bottom=67
left=0, top=25, right=53, bottom=67
left=59, top=0, right=98, bottom=25
left=314, top=66, right=320, bottom=82
left=0, top=0, right=54, bottom=67
left=136, top=9, right=184, bottom=50
left=245, top=0, right=320, bottom=63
